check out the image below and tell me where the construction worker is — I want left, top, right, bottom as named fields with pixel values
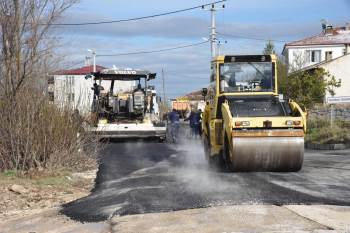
left=193, top=110, right=202, bottom=138
left=91, top=83, right=104, bottom=99
left=185, top=109, right=195, bottom=137
left=168, top=109, right=180, bottom=143
left=185, top=109, right=201, bottom=138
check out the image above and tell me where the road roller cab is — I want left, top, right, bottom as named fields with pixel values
left=202, top=54, right=306, bottom=172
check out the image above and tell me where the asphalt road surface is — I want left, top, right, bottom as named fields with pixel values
left=61, top=129, right=350, bottom=222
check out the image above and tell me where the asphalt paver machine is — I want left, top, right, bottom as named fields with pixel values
left=86, top=68, right=166, bottom=140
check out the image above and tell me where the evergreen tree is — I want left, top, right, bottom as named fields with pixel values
left=263, top=40, right=276, bottom=55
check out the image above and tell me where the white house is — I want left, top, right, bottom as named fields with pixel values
left=296, top=53, right=350, bottom=100
left=49, top=65, right=135, bottom=115
left=283, top=23, right=350, bottom=72
left=283, top=23, right=350, bottom=102
left=48, top=65, right=105, bottom=115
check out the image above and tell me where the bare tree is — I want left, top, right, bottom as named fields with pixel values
left=289, top=50, right=308, bottom=73
left=0, top=0, right=78, bottom=98
left=0, top=0, right=96, bottom=172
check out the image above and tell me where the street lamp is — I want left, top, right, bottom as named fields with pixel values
left=87, top=49, right=96, bottom=72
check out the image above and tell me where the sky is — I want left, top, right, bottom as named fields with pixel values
left=54, top=0, right=350, bottom=99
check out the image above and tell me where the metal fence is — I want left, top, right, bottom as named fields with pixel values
left=309, top=105, right=350, bottom=120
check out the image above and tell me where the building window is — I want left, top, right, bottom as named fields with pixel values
left=48, top=92, right=54, bottom=102
left=48, top=76, right=54, bottom=84
left=325, top=51, right=333, bottom=61
left=69, top=76, right=75, bottom=85
left=68, top=93, right=75, bottom=103
left=306, top=50, right=321, bottom=63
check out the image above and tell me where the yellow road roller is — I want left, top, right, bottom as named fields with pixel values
left=201, top=55, right=306, bottom=172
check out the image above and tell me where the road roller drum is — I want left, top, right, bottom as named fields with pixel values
left=229, top=136, right=304, bottom=172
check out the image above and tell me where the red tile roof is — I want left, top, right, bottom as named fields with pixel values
left=55, top=65, right=106, bottom=75
left=285, top=29, right=350, bottom=47
left=179, top=90, right=204, bottom=101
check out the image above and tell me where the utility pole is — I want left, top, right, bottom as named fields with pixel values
left=330, top=104, right=334, bottom=128
left=203, top=2, right=225, bottom=58
left=92, top=51, right=96, bottom=72
left=160, top=69, right=169, bottom=117
left=210, top=4, right=216, bottom=58
left=161, top=69, right=166, bottom=103
left=88, top=49, right=96, bottom=72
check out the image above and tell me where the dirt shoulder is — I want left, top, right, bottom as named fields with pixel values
left=0, top=164, right=97, bottom=218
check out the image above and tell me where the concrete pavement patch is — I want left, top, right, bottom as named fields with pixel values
left=285, top=205, right=350, bottom=231
left=1, top=205, right=349, bottom=233
left=110, top=205, right=328, bottom=233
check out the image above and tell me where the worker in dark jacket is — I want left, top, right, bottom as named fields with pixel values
left=91, top=83, right=104, bottom=99
left=168, top=109, right=180, bottom=142
left=185, top=109, right=201, bottom=138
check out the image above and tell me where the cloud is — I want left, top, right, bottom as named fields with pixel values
left=56, top=35, right=212, bottom=98
left=219, top=22, right=320, bottom=40
left=57, top=11, right=322, bottom=41
left=55, top=12, right=208, bottom=39
left=56, top=22, right=297, bottom=98
left=54, top=0, right=350, bottom=98
left=54, top=17, right=320, bottom=98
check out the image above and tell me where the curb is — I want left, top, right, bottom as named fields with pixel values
left=305, top=143, right=350, bottom=150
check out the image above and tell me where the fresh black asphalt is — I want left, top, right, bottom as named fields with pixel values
left=61, top=131, right=350, bottom=222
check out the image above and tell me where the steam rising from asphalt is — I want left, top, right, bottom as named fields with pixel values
left=172, top=128, right=263, bottom=205
left=174, top=135, right=234, bottom=195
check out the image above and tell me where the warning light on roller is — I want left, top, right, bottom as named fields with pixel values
left=235, top=121, right=250, bottom=127
left=286, top=120, right=301, bottom=126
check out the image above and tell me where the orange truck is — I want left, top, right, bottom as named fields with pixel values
left=171, top=99, right=190, bottom=118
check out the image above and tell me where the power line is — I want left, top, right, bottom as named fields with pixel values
left=97, top=41, right=209, bottom=57
left=217, top=31, right=289, bottom=43
left=45, top=0, right=226, bottom=26
left=63, top=60, right=85, bottom=70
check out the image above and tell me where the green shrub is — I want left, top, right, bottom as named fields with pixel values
left=306, top=117, right=350, bottom=144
